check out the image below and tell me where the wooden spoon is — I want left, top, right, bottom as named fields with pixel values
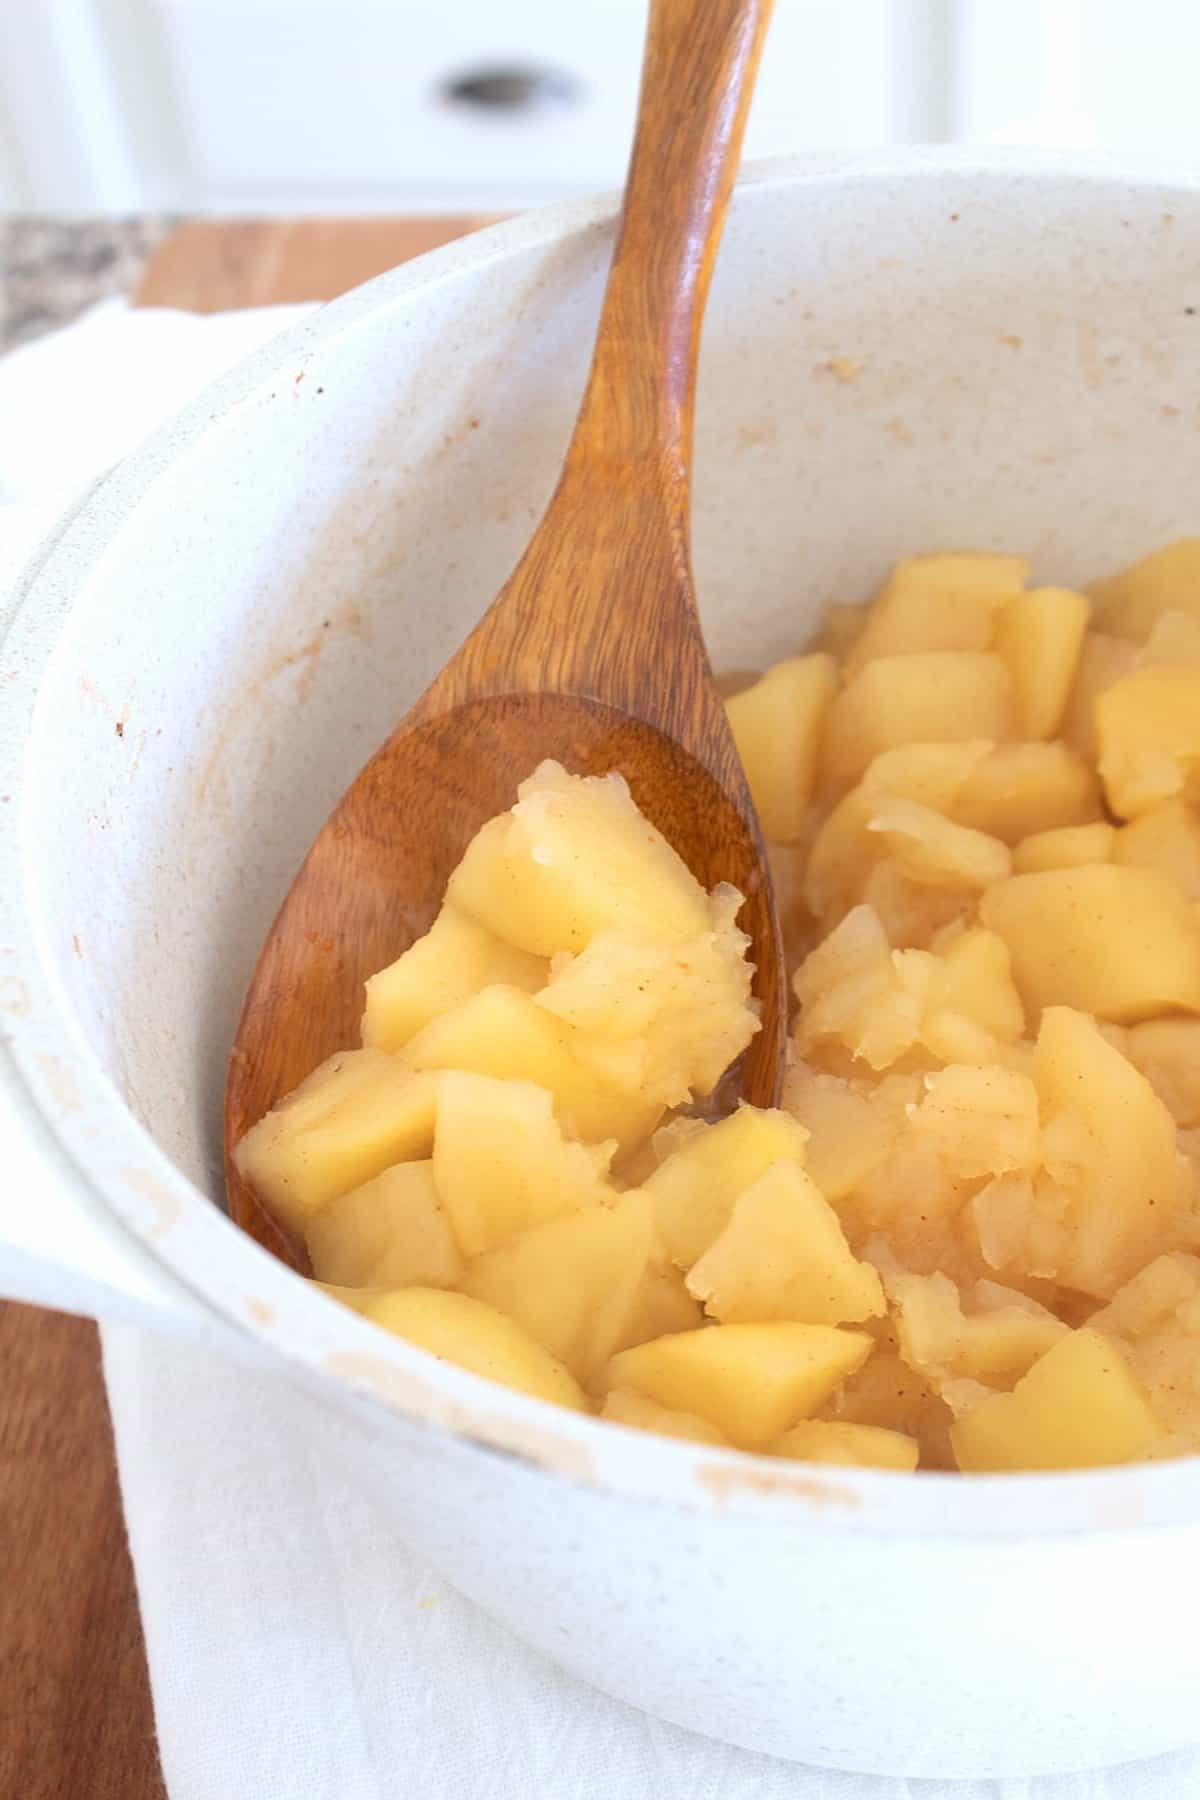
left=226, top=0, right=784, bottom=1264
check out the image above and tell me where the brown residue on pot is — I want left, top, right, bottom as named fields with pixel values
left=325, top=1349, right=596, bottom=1483
left=36, top=1054, right=80, bottom=1112
left=0, top=976, right=30, bottom=1018
left=123, top=1166, right=183, bottom=1237
left=695, top=1459, right=864, bottom=1511
left=245, top=1297, right=275, bottom=1326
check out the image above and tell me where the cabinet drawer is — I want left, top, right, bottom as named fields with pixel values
left=153, top=0, right=914, bottom=209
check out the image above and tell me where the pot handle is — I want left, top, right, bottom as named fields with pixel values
left=0, top=1078, right=251, bottom=1358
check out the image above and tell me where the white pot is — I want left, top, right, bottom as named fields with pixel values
left=3, top=152, right=1200, bottom=1781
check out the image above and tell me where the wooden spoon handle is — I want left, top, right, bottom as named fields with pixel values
left=566, top=0, right=774, bottom=496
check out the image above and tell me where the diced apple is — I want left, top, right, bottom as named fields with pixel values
left=993, top=586, right=1089, bottom=739
left=929, top=927, right=1024, bottom=1040
left=1012, top=821, right=1115, bottom=874
left=847, top=553, right=1028, bottom=670
left=780, top=1065, right=915, bottom=1201
left=953, top=742, right=1101, bottom=842
left=821, top=1340, right=954, bottom=1469
left=604, top=1322, right=873, bottom=1451
left=644, top=1103, right=810, bottom=1268
left=362, top=906, right=547, bottom=1050
left=886, top=1267, right=1066, bottom=1392
left=908, top=1065, right=1041, bottom=1180
left=305, top=1160, right=462, bottom=1290
left=685, top=1159, right=885, bottom=1327
left=864, top=796, right=1011, bottom=891
left=950, top=1328, right=1160, bottom=1471
left=447, top=761, right=710, bottom=954
left=1091, top=1253, right=1200, bottom=1452
left=364, top=1287, right=587, bottom=1411
left=1113, top=798, right=1200, bottom=899
left=534, top=896, right=756, bottom=1107
left=1061, top=631, right=1140, bottom=758
left=601, top=1388, right=729, bottom=1445
left=1027, top=1007, right=1187, bottom=1295
left=1096, top=665, right=1200, bottom=817
left=1124, top=1018, right=1200, bottom=1125
left=725, top=653, right=837, bottom=841
left=234, top=1051, right=440, bottom=1240
left=980, top=864, right=1200, bottom=1023
left=772, top=1418, right=920, bottom=1470
left=1089, top=537, right=1200, bottom=641
left=432, top=1071, right=611, bottom=1256
left=461, top=1191, right=655, bottom=1382
left=794, top=904, right=936, bottom=1072
left=403, top=984, right=661, bottom=1152
left=821, top=652, right=1013, bottom=790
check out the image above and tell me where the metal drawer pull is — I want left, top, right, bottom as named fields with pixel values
left=442, top=66, right=582, bottom=111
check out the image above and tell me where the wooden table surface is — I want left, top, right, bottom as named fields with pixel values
left=0, top=213, right=486, bottom=1800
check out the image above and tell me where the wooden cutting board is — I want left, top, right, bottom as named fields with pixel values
left=0, top=214, right=485, bottom=1800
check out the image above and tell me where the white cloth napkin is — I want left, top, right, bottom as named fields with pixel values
left=3, top=299, right=1199, bottom=1800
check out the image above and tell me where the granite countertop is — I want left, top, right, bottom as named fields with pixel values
left=0, top=217, right=178, bottom=354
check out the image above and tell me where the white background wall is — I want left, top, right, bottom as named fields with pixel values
left=2, top=0, right=1200, bottom=214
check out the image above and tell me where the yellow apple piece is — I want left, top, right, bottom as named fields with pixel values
left=821, top=652, right=1013, bottom=790
left=403, top=984, right=661, bottom=1151
left=1089, top=537, right=1200, bottom=641
left=364, top=1287, right=587, bottom=1411
left=234, top=1051, right=440, bottom=1240
left=1124, top=1018, right=1200, bottom=1125
left=724, top=653, right=837, bottom=841
left=1061, top=630, right=1140, bottom=758
left=362, top=906, right=547, bottom=1051
left=534, top=896, right=756, bottom=1107
left=643, top=1103, right=810, bottom=1269
left=1091, top=1253, right=1200, bottom=1453
left=804, top=739, right=993, bottom=924
left=864, top=796, right=1011, bottom=891
left=431, top=1071, right=612, bottom=1256
left=780, top=1064, right=915, bottom=1201
left=447, top=761, right=710, bottom=955
left=772, top=1419, right=920, bottom=1471
left=1012, top=820, right=1115, bottom=874
left=1095, top=665, right=1200, bottom=817
left=600, top=1388, right=729, bottom=1445
left=685, top=1159, right=885, bottom=1326
left=625, top=1261, right=705, bottom=1340
left=950, top=1328, right=1160, bottom=1471
left=794, top=904, right=936, bottom=1072
left=305, top=1160, right=463, bottom=1290
left=460, top=1191, right=655, bottom=1383
left=980, top=864, right=1200, bottom=1023
left=886, top=1268, right=1066, bottom=1392
left=1113, top=798, right=1200, bottom=899
left=952, top=741, right=1101, bottom=842
left=604, top=1322, right=873, bottom=1451
left=858, top=858, right=973, bottom=951
left=993, top=586, right=1088, bottom=739
left=847, top=552, right=1028, bottom=670
left=908, top=1065, right=1041, bottom=1180
left=1024, top=1006, right=1186, bottom=1296
left=821, top=1340, right=954, bottom=1469
left=928, top=927, right=1024, bottom=1040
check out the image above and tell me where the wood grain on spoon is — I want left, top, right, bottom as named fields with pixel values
left=226, top=0, right=784, bottom=1265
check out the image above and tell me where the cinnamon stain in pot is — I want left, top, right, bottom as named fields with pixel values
left=324, top=1349, right=597, bottom=1482
left=195, top=601, right=369, bottom=818
left=695, top=1459, right=863, bottom=1511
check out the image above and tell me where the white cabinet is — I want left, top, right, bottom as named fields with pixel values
left=4, top=0, right=1200, bottom=213
left=1, top=0, right=942, bottom=212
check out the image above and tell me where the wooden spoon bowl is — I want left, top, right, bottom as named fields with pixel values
left=226, top=0, right=784, bottom=1264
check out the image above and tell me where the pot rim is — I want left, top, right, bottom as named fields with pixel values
left=5, top=148, right=1200, bottom=1538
